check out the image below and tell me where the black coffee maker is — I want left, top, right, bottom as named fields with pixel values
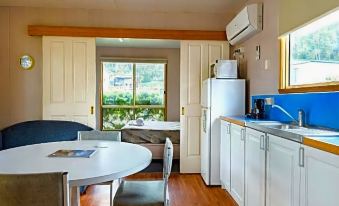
left=248, top=98, right=265, bottom=119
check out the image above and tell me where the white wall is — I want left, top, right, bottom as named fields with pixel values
left=0, top=6, right=231, bottom=129
left=237, top=0, right=280, bottom=102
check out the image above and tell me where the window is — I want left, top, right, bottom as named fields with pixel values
left=101, top=59, right=167, bottom=130
left=280, top=9, right=339, bottom=93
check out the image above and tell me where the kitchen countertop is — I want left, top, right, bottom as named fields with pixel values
left=220, top=115, right=339, bottom=155
left=303, top=136, right=339, bottom=155
left=220, top=116, right=250, bottom=127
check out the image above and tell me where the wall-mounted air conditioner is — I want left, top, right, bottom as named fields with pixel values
left=226, top=3, right=263, bottom=45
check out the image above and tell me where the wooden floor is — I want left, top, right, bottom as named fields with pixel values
left=81, top=173, right=237, bottom=206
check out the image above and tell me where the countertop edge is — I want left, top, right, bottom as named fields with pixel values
left=304, top=137, right=339, bottom=155
left=220, top=116, right=245, bottom=127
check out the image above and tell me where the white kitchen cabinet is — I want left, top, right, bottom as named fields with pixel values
left=245, top=128, right=266, bottom=206
left=230, top=123, right=245, bottom=206
left=266, top=134, right=301, bottom=206
left=220, top=120, right=231, bottom=192
left=300, top=146, right=339, bottom=206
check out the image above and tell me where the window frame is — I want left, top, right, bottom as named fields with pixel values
left=279, top=31, right=339, bottom=94
left=100, top=58, right=168, bottom=130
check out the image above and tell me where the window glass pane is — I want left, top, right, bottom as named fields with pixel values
left=135, top=63, right=165, bottom=105
left=102, top=108, right=134, bottom=130
left=289, top=9, right=339, bottom=86
left=102, top=62, right=133, bottom=105
left=135, top=108, right=165, bottom=121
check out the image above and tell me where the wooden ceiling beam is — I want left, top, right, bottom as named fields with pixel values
left=28, top=25, right=227, bottom=41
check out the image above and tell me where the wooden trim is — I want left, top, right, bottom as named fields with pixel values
left=279, top=84, right=339, bottom=94
left=279, top=37, right=288, bottom=89
left=100, top=59, right=167, bottom=130
left=279, top=35, right=339, bottom=94
left=304, top=137, right=339, bottom=155
left=220, top=116, right=245, bottom=127
left=28, top=25, right=227, bottom=40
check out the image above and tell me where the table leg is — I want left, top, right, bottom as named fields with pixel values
left=71, top=186, right=80, bottom=206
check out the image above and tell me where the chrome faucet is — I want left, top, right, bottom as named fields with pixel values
left=298, top=109, right=305, bottom=127
left=271, top=105, right=305, bottom=127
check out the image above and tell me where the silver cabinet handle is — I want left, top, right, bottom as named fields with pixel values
left=266, top=135, right=269, bottom=151
left=299, top=147, right=305, bottom=167
left=227, top=124, right=231, bottom=134
left=260, top=135, right=265, bottom=150
left=240, top=128, right=245, bottom=141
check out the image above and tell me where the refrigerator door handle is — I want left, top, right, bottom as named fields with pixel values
left=203, top=110, right=207, bottom=133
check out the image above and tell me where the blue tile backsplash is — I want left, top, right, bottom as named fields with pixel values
left=252, top=92, right=339, bottom=130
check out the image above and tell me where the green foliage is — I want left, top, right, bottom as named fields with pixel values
left=136, top=64, right=165, bottom=83
left=102, top=108, right=134, bottom=130
left=102, top=108, right=165, bottom=130
left=135, top=108, right=165, bottom=121
left=102, top=62, right=166, bottom=130
left=291, top=22, right=339, bottom=62
left=136, top=92, right=163, bottom=105
left=103, top=62, right=133, bottom=75
left=103, top=92, right=133, bottom=105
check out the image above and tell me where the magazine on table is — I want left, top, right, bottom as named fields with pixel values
left=48, top=150, right=96, bottom=158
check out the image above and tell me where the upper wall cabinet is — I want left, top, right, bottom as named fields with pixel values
left=42, top=36, right=96, bottom=128
left=180, top=40, right=229, bottom=173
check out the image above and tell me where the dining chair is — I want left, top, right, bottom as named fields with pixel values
left=78, top=130, right=121, bottom=206
left=0, top=172, right=69, bottom=206
left=78, top=130, right=121, bottom=142
left=113, top=138, right=174, bottom=206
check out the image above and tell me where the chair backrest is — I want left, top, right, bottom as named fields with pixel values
left=163, top=138, right=173, bottom=205
left=0, top=120, right=93, bottom=150
left=0, top=172, right=69, bottom=206
left=78, top=130, right=121, bottom=141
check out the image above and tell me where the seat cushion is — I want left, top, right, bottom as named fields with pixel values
left=114, top=180, right=165, bottom=206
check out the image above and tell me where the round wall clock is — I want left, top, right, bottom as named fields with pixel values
left=19, top=55, right=34, bottom=70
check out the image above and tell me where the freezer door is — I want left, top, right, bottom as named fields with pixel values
left=201, top=108, right=211, bottom=185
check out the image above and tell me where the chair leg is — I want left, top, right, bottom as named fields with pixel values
left=110, top=183, right=113, bottom=206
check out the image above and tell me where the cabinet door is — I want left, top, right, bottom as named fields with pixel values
left=300, top=146, right=339, bottom=206
left=180, top=40, right=229, bottom=173
left=220, top=120, right=231, bottom=191
left=43, top=36, right=96, bottom=128
left=230, top=124, right=245, bottom=206
left=266, top=134, right=301, bottom=206
left=245, top=128, right=266, bottom=206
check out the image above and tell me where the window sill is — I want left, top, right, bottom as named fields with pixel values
left=279, top=84, right=339, bottom=94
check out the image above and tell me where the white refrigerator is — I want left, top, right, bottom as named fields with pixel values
left=201, top=78, right=245, bottom=185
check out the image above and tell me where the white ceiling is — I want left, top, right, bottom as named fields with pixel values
left=0, top=0, right=246, bottom=14
left=96, top=38, right=181, bottom=49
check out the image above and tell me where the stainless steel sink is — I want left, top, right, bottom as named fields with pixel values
left=246, top=120, right=339, bottom=143
left=246, top=121, right=304, bottom=142
left=269, top=124, right=301, bottom=130
left=253, top=121, right=301, bottom=130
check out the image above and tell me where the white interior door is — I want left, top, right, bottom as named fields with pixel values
left=43, top=36, right=96, bottom=128
left=180, top=40, right=229, bottom=173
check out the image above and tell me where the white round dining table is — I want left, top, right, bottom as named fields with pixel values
left=0, top=140, right=152, bottom=206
